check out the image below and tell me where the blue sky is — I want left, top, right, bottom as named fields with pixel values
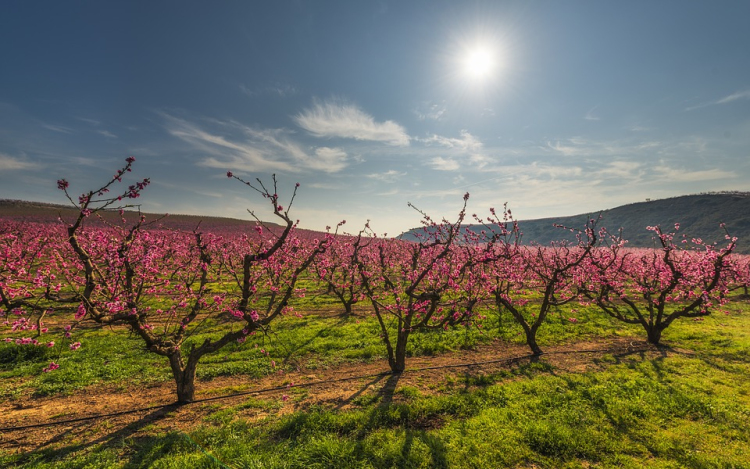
left=1, top=1, right=749, bottom=235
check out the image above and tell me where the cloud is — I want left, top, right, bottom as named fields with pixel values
left=240, top=82, right=298, bottom=98
left=653, top=166, right=735, bottom=182
left=429, top=156, right=461, bottom=171
left=294, top=99, right=410, bottom=146
left=0, top=153, right=37, bottom=170
left=160, top=112, right=348, bottom=174
left=629, top=125, right=651, bottom=132
left=310, top=147, right=348, bottom=173
left=584, top=106, right=600, bottom=121
left=419, top=130, right=483, bottom=152
left=716, top=90, right=750, bottom=104
left=367, top=169, right=406, bottom=183
left=97, top=130, right=117, bottom=138
left=481, top=108, right=496, bottom=118
left=414, top=101, right=447, bottom=121
left=308, top=182, right=342, bottom=190
left=546, top=137, right=663, bottom=158
left=76, top=117, right=101, bottom=126
left=41, top=123, right=74, bottom=134
left=685, top=89, right=750, bottom=111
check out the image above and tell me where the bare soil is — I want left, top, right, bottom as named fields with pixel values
left=0, top=336, right=672, bottom=455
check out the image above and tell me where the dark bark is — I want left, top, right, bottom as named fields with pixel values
left=646, top=325, right=663, bottom=346
left=168, top=353, right=198, bottom=404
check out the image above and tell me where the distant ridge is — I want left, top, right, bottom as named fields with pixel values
left=0, top=199, right=285, bottom=231
left=3, top=193, right=749, bottom=254
left=404, top=192, right=750, bottom=254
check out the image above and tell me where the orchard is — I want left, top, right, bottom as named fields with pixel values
left=1, top=159, right=741, bottom=404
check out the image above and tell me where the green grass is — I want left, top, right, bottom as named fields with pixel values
left=0, top=295, right=735, bottom=400
left=8, top=342, right=750, bottom=467
left=3, top=298, right=749, bottom=467
left=0, top=301, right=634, bottom=399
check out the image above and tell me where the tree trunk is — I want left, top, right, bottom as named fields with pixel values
left=526, top=329, right=543, bottom=356
left=169, top=353, right=198, bottom=404
left=646, top=325, right=663, bottom=346
left=391, top=330, right=409, bottom=372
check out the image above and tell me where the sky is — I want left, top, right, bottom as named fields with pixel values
left=1, top=1, right=749, bottom=236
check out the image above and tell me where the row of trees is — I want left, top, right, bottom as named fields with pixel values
left=0, top=159, right=743, bottom=402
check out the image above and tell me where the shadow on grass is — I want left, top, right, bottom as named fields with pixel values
left=277, top=316, right=351, bottom=369
left=8, top=404, right=210, bottom=468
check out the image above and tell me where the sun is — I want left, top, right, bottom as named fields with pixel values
left=464, top=46, right=495, bottom=80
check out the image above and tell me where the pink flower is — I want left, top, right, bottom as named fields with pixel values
left=43, top=361, right=59, bottom=373
left=70, top=342, right=81, bottom=351
left=57, top=179, right=69, bottom=191
left=75, top=303, right=86, bottom=320
left=227, top=171, right=233, bottom=178
left=282, top=394, right=289, bottom=402
left=126, top=156, right=136, bottom=163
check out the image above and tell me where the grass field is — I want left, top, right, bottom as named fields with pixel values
left=1, top=297, right=749, bottom=468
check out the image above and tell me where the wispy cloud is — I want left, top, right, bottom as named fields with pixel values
left=160, top=112, right=348, bottom=174
left=76, top=117, right=100, bottom=126
left=584, top=106, right=600, bottom=121
left=367, top=169, right=406, bottom=183
left=429, top=156, right=460, bottom=171
left=418, top=130, right=483, bottom=152
left=41, top=123, right=74, bottom=134
left=653, top=166, right=735, bottom=182
left=414, top=101, right=447, bottom=121
left=0, top=153, right=37, bottom=170
left=294, top=99, right=410, bottom=146
left=685, top=89, right=750, bottom=111
left=628, top=125, right=651, bottom=132
left=239, top=82, right=298, bottom=98
left=310, top=147, right=348, bottom=172
left=97, top=130, right=117, bottom=138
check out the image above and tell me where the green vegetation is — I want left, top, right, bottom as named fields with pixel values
left=2, top=298, right=749, bottom=468
left=0, top=301, right=641, bottom=399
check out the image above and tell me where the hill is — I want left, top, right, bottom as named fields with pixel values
left=3, top=193, right=749, bottom=254
left=408, top=192, right=750, bottom=254
left=0, top=199, right=285, bottom=232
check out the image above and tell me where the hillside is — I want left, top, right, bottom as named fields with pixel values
left=410, top=192, right=750, bottom=254
left=3, top=193, right=749, bottom=254
left=0, top=199, right=285, bottom=232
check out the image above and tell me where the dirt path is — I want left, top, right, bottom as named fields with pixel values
left=0, top=336, right=668, bottom=454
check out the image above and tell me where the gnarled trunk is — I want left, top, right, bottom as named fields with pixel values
left=168, top=353, right=198, bottom=404
left=646, top=325, right=664, bottom=346
left=525, top=329, right=543, bottom=356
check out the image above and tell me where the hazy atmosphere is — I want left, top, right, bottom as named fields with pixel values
left=1, top=0, right=749, bottom=234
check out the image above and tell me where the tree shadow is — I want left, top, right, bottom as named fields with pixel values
left=10, top=404, right=195, bottom=467
left=333, top=372, right=390, bottom=410
left=278, top=316, right=350, bottom=367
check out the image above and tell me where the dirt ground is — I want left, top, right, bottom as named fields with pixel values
left=0, top=336, right=670, bottom=455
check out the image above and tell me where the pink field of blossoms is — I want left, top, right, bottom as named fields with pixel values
left=1, top=158, right=747, bottom=402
